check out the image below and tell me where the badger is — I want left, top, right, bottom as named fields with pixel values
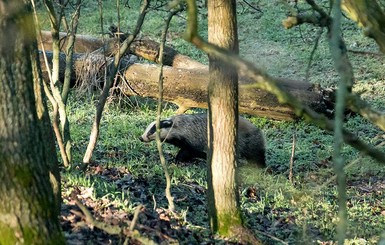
left=139, top=113, right=266, bottom=168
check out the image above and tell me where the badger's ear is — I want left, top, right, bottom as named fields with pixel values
left=160, top=119, right=173, bottom=128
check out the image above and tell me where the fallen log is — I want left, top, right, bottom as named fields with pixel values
left=39, top=50, right=332, bottom=121
left=122, top=64, right=331, bottom=120
left=40, top=31, right=206, bottom=70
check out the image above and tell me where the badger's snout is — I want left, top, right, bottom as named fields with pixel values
left=139, top=134, right=151, bottom=142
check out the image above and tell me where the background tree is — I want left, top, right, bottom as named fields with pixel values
left=0, top=1, right=64, bottom=243
left=206, top=0, right=259, bottom=242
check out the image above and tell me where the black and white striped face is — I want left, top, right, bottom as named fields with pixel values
left=139, top=119, right=173, bottom=142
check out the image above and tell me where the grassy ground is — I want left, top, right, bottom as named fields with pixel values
left=38, top=0, right=385, bottom=244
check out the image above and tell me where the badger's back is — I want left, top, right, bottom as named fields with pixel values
left=169, top=114, right=265, bottom=167
left=166, top=113, right=208, bottom=153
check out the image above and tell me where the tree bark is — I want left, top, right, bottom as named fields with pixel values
left=207, top=0, right=259, bottom=242
left=0, top=1, right=64, bottom=243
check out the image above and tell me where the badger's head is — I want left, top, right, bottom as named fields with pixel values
left=139, top=119, right=173, bottom=142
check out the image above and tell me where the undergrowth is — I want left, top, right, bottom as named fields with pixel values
left=37, top=0, right=385, bottom=244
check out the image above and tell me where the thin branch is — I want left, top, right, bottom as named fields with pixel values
left=155, top=5, right=182, bottom=213
left=289, top=132, right=296, bottom=183
left=73, top=197, right=157, bottom=244
left=62, top=0, right=82, bottom=104
left=59, top=0, right=82, bottom=164
left=83, top=0, right=150, bottom=164
left=240, top=0, right=263, bottom=13
left=44, top=0, right=73, bottom=163
left=305, top=0, right=329, bottom=19
left=282, top=13, right=329, bottom=29
left=286, top=2, right=385, bottom=135
left=32, top=1, right=70, bottom=167
left=305, top=27, right=324, bottom=81
left=329, top=0, right=347, bottom=243
left=346, top=94, right=385, bottom=132
left=347, top=49, right=383, bottom=57
left=129, top=204, right=143, bottom=231
left=43, top=83, right=70, bottom=167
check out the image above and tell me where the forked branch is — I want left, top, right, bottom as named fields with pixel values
left=82, top=0, right=150, bottom=164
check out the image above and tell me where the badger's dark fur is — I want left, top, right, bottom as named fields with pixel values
left=139, top=113, right=266, bottom=168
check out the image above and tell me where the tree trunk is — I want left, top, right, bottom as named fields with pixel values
left=0, top=1, right=64, bottom=244
left=207, top=0, right=258, bottom=242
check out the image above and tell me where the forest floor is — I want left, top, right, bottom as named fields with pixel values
left=34, top=0, right=385, bottom=244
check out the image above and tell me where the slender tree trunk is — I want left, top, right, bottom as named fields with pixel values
left=0, top=1, right=64, bottom=243
left=44, top=0, right=72, bottom=164
left=207, top=0, right=256, bottom=241
left=60, top=0, right=82, bottom=163
left=330, top=1, right=348, bottom=243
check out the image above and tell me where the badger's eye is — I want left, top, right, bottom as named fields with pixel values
left=148, top=126, right=157, bottom=135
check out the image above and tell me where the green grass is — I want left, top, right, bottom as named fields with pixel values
left=37, top=0, right=385, bottom=244
left=62, top=93, right=385, bottom=244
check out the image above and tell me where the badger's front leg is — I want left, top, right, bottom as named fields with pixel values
left=175, top=148, right=206, bottom=163
left=175, top=148, right=196, bottom=163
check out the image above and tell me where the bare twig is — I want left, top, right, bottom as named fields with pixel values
left=32, top=1, right=70, bottom=167
left=329, top=0, right=348, bottom=243
left=83, top=0, right=150, bottom=164
left=62, top=0, right=81, bottom=104
left=155, top=4, right=182, bottom=213
left=240, top=0, right=262, bottom=13
left=73, top=197, right=158, bottom=244
left=289, top=132, right=296, bottom=183
left=43, top=83, right=70, bottom=167
left=346, top=94, right=385, bottom=132
left=305, top=28, right=324, bottom=81
left=305, top=0, right=329, bottom=19
left=347, top=49, right=383, bottom=57
left=43, top=0, right=73, bottom=163
left=129, top=204, right=143, bottom=231
left=59, top=0, right=82, bottom=164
